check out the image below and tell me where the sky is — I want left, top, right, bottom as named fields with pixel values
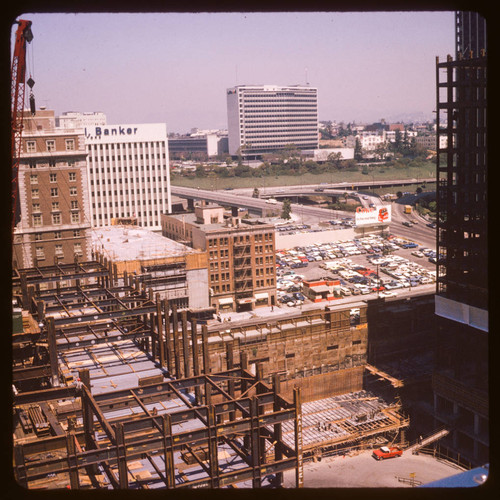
left=13, top=11, right=456, bottom=133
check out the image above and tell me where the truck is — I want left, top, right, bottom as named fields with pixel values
left=404, top=205, right=412, bottom=214
left=266, top=198, right=278, bottom=204
left=372, top=446, right=403, bottom=460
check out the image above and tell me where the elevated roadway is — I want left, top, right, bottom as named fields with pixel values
left=170, top=183, right=436, bottom=246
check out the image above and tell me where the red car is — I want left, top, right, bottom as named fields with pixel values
left=372, top=446, right=403, bottom=460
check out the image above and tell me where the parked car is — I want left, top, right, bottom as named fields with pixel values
left=372, top=446, right=403, bottom=460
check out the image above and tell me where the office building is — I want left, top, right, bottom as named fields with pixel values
left=12, top=109, right=91, bottom=269
left=433, top=11, right=488, bottom=466
left=227, top=85, right=318, bottom=157
left=84, top=123, right=172, bottom=230
left=169, top=133, right=228, bottom=159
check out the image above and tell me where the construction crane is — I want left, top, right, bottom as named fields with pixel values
left=11, top=19, right=35, bottom=230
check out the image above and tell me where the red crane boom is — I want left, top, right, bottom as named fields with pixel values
left=11, top=19, right=34, bottom=230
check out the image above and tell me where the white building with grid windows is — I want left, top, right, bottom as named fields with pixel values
left=85, top=123, right=171, bottom=230
left=227, top=85, right=318, bottom=157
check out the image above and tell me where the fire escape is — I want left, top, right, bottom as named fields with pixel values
left=232, top=235, right=254, bottom=304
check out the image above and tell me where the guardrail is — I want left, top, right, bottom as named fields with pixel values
left=395, top=475, right=423, bottom=486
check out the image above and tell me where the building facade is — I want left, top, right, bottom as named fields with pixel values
left=84, top=124, right=172, bottom=230
left=433, top=11, right=488, bottom=467
left=56, top=111, right=107, bottom=130
left=161, top=204, right=277, bottom=312
left=13, top=109, right=91, bottom=269
left=227, top=85, right=318, bottom=157
left=169, top=133, right=228, bottom=159
left=91, top=225, right=209, bottom=310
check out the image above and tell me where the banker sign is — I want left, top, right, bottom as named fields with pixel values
left=355, top=205, right=391, bottom=226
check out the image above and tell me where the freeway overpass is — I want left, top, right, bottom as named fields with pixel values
left=171, top=178, right=435, bottom=215
left=261, top=178, right=435, bottom=199
left=170, top=185, right=283, bottom=216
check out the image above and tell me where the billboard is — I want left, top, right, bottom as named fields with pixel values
left=355, top=205, right=391, bottom=226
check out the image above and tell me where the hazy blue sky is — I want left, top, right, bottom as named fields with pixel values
left=15, top=11, right=455, bottom=133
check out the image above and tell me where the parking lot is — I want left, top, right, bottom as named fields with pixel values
left=276, top=233, right=437, bottom=307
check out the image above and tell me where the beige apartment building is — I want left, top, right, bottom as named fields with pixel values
left=162, top=203, right=277, bottom=312
left=13, top=109, right=91, bottom=269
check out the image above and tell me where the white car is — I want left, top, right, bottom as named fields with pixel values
left=380, top=291, right=397, bottom=297
left=411, top=251, right=424, bottom=258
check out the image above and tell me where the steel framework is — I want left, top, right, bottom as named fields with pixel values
left=13, top=369, right=302, bottom=489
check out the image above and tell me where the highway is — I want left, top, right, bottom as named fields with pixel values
left=170, top=183, right=437, bottom=248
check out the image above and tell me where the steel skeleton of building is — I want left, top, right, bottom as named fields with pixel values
left=12, top=260, right=411, bottom=489
left=11, top=260, right=301, bottom=489
left=13, top=369, right=302, bottom=489
left=432, top=11, right=488, bottom=467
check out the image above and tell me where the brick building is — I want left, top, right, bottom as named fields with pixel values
left=162, top=203, right=277, bottom=312
left=13, top=109, right=91, bottom=269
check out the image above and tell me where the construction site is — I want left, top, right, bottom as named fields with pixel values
left=10, top=255, right=430, bottom=490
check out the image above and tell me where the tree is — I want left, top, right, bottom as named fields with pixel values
left=281, top=198, right=292, bottom=220
left=252, top=187, right=260, bottom=198
left=195, top=165, right=206, bottom=177
left=354, top=138, right=363, bottom=160
left=327, top=151, right=343, bottom=169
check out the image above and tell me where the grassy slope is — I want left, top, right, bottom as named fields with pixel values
left=171, top=163, right=437, bottom=191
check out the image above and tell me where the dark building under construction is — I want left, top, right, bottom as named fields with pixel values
left=433, top=11, right=488, bottom=466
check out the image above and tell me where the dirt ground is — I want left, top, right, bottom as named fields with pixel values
left=282, top=449, right=466, bottom=488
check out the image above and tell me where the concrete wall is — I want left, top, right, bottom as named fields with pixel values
left=187, top=267, right=210, bottom=309
left=276, top=228, right=356, bottom=250
left=275, top=226, right=387, bottom=250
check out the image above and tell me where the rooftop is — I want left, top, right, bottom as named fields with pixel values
left=90, top=226, right=195, bottom=261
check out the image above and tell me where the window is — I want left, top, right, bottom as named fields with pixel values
left=65, top=139, right=75, bottom=151
left=52, top=213, right=61, bottom=225
left=54, top=231, right=62, bottom=239
left=73, top=229, right=81, bottom=237
left=70, top=200, right=78, bottom=210
left=35, top=246, right=45, bottom=260
left=34, top=233, right=42, bottom=241
left=49, top=173, right=57, bottom=183
left=74, top=243, right=83, bottom=256
left=69, top=172, right=77, bottom=182
left=51, top=187, right=58, bottom=197
left=33, top=214, right=42, bottom=226
left=30, top=174, right=38, bottom=184
left=69, top=187, right=77, bottom=196
left=26, top=141, right=36, bottom=153
left=71, top=212, right=80, bottom=223
left=51, top=202, right=60, bottom=211
left=32, top=203, right=41, bottom=213
left=46, top=140, right=55, bottom=151
left=55, top=244, right=64, bottom=256
left=31, top=188, right=39, bottom=198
